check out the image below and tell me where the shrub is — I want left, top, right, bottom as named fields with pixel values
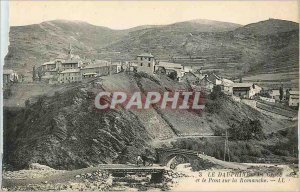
left=210, top=85, right=223, bottom=100
left=228, top=119, right=264, bottom=140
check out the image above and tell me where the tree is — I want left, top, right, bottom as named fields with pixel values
left=37, top=70, right=43, bottom=81
left=210, top=85, right=223, bottom=100
left=228, top=119, right=264, bottom=140
left=25, top=99, right=30, bottom=107
left=286, top=89, right=290, bottom=101
left=32, top=66, right=36, bottom=81
left=20, top=74, right=25, bottom=82
left=167, top=71, right=178, bottom=81
left=279, top=86, right=284, bottom=101
left=239, top=75, right=243, bottom=83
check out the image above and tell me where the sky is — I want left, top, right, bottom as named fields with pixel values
left=9, top=1, right=299, bottom=29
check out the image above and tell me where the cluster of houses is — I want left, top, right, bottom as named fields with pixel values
left=3, top=50, right=299, bottom=107
left=131, top=53, right=299, bottom=107
left=40, top=48, right=122, bottom=84
left=132, top=53, right=261, bottom=99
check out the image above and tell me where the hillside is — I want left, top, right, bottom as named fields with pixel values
left=5, top=20, right=127, bottom=73
left=4, top=19, right=241, bottom=74
left=4, top=73, right=291, bottom=169
left=233, top=19, right=299, bottom=36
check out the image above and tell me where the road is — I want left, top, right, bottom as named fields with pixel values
left=152, top=135, right=224, bottom=147
left=197, top=154, right=249, bottom=170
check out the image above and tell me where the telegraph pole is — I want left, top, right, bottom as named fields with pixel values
left=224, top=129, right=230, bottom=161
left=224, top=129, right=227, bottom=161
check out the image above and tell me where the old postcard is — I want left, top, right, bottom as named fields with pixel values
left=1, top=0, right=299, bottom=191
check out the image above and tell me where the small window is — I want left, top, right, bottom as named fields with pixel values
left=148, top=58, right=151, bottom=61
left=141, top=63, right=143, bottom=66
left=148, top=63, right=151, bottom=67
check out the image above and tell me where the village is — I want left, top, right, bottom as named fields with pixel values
left=3, top=46, right=299, bottom=113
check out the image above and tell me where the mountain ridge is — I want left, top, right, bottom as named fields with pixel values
left=4, top=18, right=299, bottom=83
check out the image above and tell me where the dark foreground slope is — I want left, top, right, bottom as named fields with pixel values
left=4, top=73, right=291, bottom=169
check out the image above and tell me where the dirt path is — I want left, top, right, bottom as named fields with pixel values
left=198, top=154, right=249, bottom=170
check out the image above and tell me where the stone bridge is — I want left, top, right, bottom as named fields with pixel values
left=156, top=147, right=199, bottom=167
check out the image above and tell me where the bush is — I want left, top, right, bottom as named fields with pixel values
left=228, top=119, right=264, bottom=140
left=210, top=85, right=223, bottom=100
left=205, top=99, right=222, bottom=114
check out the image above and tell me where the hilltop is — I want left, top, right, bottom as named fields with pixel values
left=4, top=73, right=291, bottom=169
left=233, top=19, right=299, bottom=36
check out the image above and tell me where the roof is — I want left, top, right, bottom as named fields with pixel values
left=290, top=91, right=299, bottom=95
left=83, top=62, right=110, bottom=69
left=270, top=90, right=280, bottom=96
left=3, top=69, right=14, bottom=75
left=157, top=62, right=182, bottom=69
left=183, top=71, right=197, bottom=78
left=193, top=69, right=202, bottom=74
left=83, top=72, right=97, bottom=76
left=232, top=83, right=253, bottom=88
left=207, top=73, right=222, bottom=83
left=42, top=75, right=54, bottom=79
left=63, top=59, right=80, bottom=64
left=60, top=69, right=80, bottom=74
left=42, top=61, right=55, bottom=65
left=201, top=76, right=213, bottom=84
left=222, top=78, right=234, bottom=85
left=137, top=53, right=154, bottom=58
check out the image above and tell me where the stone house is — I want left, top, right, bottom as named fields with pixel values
left=58, top=69, right=81, bottom=83
left=288, top=90, right=299, bottom=107
left=232, top=83, right=256, bottom=99
left=136, top=53, right=156, bottom=74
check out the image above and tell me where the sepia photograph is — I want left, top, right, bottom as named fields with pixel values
left=1, top=0, right=299, bottom=191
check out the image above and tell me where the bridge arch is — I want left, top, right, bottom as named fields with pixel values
left=165, top=154, right=189, bottom=169
left=156, top=147, right=199, bottom=167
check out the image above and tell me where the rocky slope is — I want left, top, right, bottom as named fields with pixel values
left=4, top=73, right=291, bottom=170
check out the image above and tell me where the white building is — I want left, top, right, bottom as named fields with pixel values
left=270, top=90, right=280, bottom=101
left=58, top=69, right=81, bottom=83
left=232, top=83, right=257, bottom=99
left=81, top=60, right=122, bottom=79
left=289, top=91, right=299, bottom=107
left=3, top=69, right=18, bottom=84
left=221, top=78, right=234, bottom=95
left=155, top=61, right=184, bottom=78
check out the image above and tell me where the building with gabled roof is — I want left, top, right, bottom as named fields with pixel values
left=199, top=75, right=214, bottom=92
left=288, top=90, right=299, bottom=107
left=155, top=61, right=184, bottom=78
left=206, top=73, right=222, bottom=85
left=58, top=68, right=81, bottom=83
left=232, top=83, right=257, bottom=99
left=181, top=71, right=200, bottom=85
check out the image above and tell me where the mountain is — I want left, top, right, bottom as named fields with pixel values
left=104, top=19, right=298, bottom=85
left=5, top=20, right=127, bottom=73
left=233, top=18, right=299, bottom=36
left=4, top=19, right=241, bottom=73
left=4, top=19, right=299, bottom=87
